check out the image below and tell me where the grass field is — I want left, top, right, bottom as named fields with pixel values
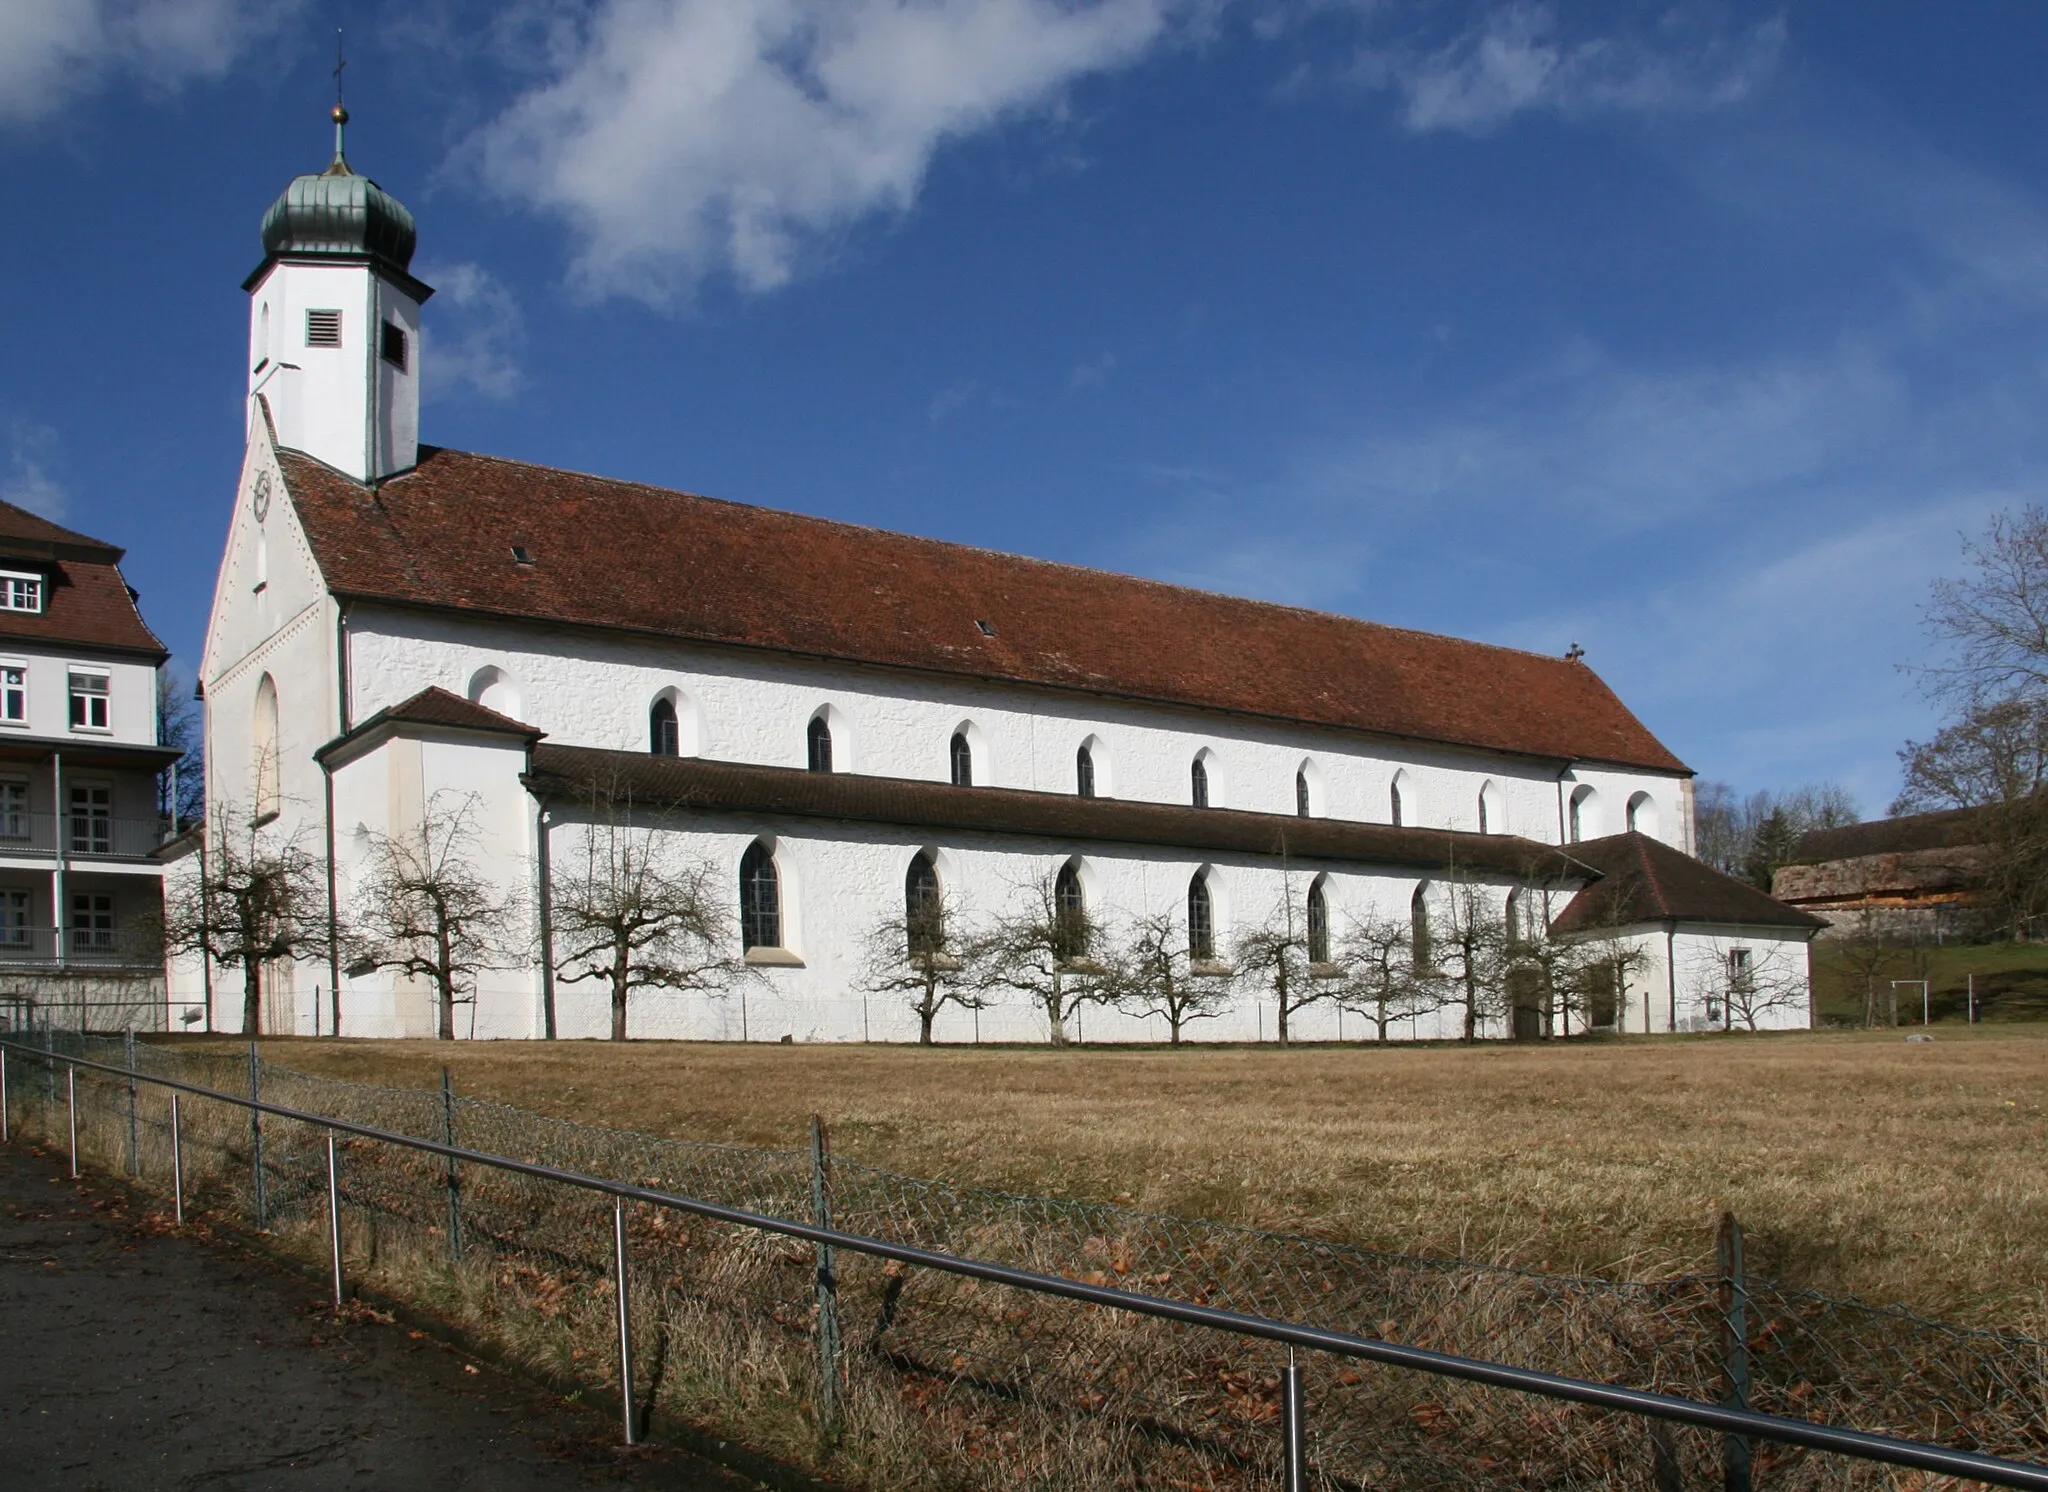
left=192, top=1027, right=2048, bottom=1334
left=1812, top=939, right=2048, bottom=1024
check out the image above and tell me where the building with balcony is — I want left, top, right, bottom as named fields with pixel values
left=0, top=500, right=176, bottom=1031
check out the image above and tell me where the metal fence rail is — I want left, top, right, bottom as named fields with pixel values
left=6, top=1032, right=2046, bottom=1491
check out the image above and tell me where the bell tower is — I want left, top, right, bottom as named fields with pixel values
left=243, top=101, right=433, bottom=482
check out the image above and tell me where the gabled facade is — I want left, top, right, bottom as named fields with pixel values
left=172, top=124, right=1816, bottom=1043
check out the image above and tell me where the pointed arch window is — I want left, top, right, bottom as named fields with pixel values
left=1296, top=769, right=1311, bottom=818
left=807, top=716, right=833, bottom=774
left=252, top=674, right=280, bottom=821
left=1569, top=785, right=1595, bottom=843
left=650, top=697, right=679, bottom=756
left=740, top=842, right=780, bottom=950
left=1410, top=883, right=1433, bottom=968
left=1307, top=879, right=1331, bottom=964
left=1187, top=873, right=1215, bottom=961
left=906, top=852, right=944, bottom=957
left=1052, top=862, right=1089, bottom=961
left=1076, top=745, right=1096, bottom=798
left=950, top=730, right=973, bottom=787
left=1191, top=756, right=1210, bottom=809
left=1390, top=780, right=1405, bottom=828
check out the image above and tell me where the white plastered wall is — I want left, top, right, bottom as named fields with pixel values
left=1600, top=924, right=1813, bottom=1035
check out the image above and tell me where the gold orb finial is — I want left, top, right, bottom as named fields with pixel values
left=332, top=103, right=349, bottom=126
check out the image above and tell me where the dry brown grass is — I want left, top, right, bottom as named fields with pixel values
left=187, top=1027, right=2048, bottom=1331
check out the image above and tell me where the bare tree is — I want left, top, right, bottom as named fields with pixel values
left=1894, top=694, right=2048, bottom=812
left=1694, top=780, right=1859, bottom=888
left=1919, top=505, right=2048, bottom=704
left=1104, top=909, right=1233, bottom=1045
left=1231, top=878, right=1329, bottom=1045
left=857, top=884, right=985, bottom=1045
left=968, top=868, right=1109, bottom=1046
left=156, top=666, right=204, bottom=829
left=1688, top=937, right=1810, bottom=1032
left=158, top=808, right=329, bottom=1035
left=1335, top=906, right=1429, bottom=1041
left=348, top=792, right=517, bottom=1042
left=1829, top=908, right=1905, bottom=1029
left=549, top=778, right=742, bottom=1041
left=1432, top=879, right=1509, bottom=1041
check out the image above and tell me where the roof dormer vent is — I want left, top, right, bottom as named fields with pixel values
left=510, top=545, right=535, bottom=565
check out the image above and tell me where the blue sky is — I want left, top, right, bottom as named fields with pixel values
left=4, top=1, right=2046, bottom=816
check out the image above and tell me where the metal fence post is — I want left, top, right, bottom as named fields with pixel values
left=248, top=1043, right=266, bottom=1229
left=1281, top=1349, right=1308, bottom=1492
left=326, top=1132, right=345, bottom=1307
left=2, top=1045, right=9, bottom=1143
left=613, top=1196, right=637, bottom=1445
left=810, top=1114, right=842, bottom=1438
left=441, top=1067, right=462, bottom=1264
left=124, top=1027, right=138, bottom=1176
left=169, top=1092, right=184, bottom=1227
left=1719, top=1211, right=1753, bottom=1492
left=66, top=1064, right=77, bottom=1178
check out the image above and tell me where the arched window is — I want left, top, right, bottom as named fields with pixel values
left=1052, top=861, right=1089, bottom=961
left=1410, top=883, right=1433, bottom=968
left=252, top=673, right=280, bottom=819
left=1076, top=744, right=1096, bottom=798
left=905, top=852, right=944, bottom=956
left=467, top=665, right=521, bottom=721
left=1307, top=878, right=1330, bottom=965
left=1191, top=756, right=1210, bottom=809
left=1626, top=791, right=1658, bottom=837
left=649, top=697, right=679, bottom=756
left=807, top=715, right=833, bottom=774
left=1390, top=776, right=1407, bottom=828
left=1187, top=873, right=1214, bottom=961
left=1478, top=779, right=1503, bottom=835
left=1296, top=769, right=1311, bottom=817
left=256, top=302, right=270, bottom=368
left=739, top=842, right=780, bottom=949
left=1504, top=887, right=1527, bottom=947
left=950, top=730, right=973, bottom=787
left=1568, top=784, right=1596, bottom=843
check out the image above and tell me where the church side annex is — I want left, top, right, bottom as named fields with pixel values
left=165, top=115, right=1822, bottom=1043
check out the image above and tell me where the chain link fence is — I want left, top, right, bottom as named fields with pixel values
left=6, top=1029, right=2044, bottom=1490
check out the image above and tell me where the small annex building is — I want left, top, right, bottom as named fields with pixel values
left=167, top=119, right=1820, bottom=1043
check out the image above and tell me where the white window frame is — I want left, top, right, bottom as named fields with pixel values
left=67, top=668, right=109, bottom=733
left=0, top=570, right=43, bottom=614
left=0, top=661, right=25, bottom=726
left=0, top=779, right=26, bottom=842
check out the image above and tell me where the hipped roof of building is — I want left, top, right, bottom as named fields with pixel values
left=0, top=498, right=167, bottom=660
left=1549, top=831, right=1825, bottom=935
left=276, top=444, right=1690, bottom=774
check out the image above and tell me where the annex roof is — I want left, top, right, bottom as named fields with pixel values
left=276, top=445, right=1690, bottom=774
left=524, top=743, right=1595, bottom=878
left=0, top=497, right=166, bottom=660
left=1549, top=831, right=1825, bottom=936
left=314, top=685, right=544, bottom=766
left=1786, top=806, right=1986, bottom=865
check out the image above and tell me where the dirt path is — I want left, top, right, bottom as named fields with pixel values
left=0, top=1142, right=763, bottom=1491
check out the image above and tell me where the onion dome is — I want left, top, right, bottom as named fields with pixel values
left=245, top=105, right=420, bottom=288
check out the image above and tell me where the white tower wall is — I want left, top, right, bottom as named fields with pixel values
left=247, top=260, right=421, bottom=482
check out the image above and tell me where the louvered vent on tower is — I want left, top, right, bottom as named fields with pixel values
left=305, top=308, right=342, bottom=347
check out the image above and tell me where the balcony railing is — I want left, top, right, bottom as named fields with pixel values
left=0, top=926, right=158, bottom=968
left=0, top=812, right=172, bottom=859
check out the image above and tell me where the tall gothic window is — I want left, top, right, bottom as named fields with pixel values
left=807, top=715, right=833, bottom=773
left=1187, top=873, right=1214, bottom=961
left=740, top=842, right=780, bottom=950
left=1076, top=745, right=1095, bottom=798
left=1410, top=883, right=1433, bottom=968
left=1296, top=769, right=1311, bottom=817
left=252, top=673, right=280, bottom=820
left=649, top=697, right=679, bottom=756
left=950, top=730, right=973, bottom=787
left=1052, top=862, right=1089, bottom=961
left=1191, top=756, right=1210, bottom=809
left=1307, top=879, right=1330, bottom=964
left=906, top=852, right=944, bottom=956
left=1390, top=779, right=1405, bottom=828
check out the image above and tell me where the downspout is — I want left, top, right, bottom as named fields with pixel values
left=52, top=751, right=65, bottom=972
left=335, top=602, right=353, bottom=734
left=198, top=829, right=214, bottom=1034
left=1555, top=763, right=1572, bottom=844
left=533, top=790, right=556, bottom=1040
left=322, top=760, right=341, bottom=1037
left=1665, top=920, right=1679, bottom=1033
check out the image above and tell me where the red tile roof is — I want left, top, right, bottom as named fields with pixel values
left=0, top=499, right=166, bottom=659
left=1549, top=832, right=1824, bottom=935
left=279, top=446, right=1688, bottom=773
left=315, top=686, right=543, bottom=763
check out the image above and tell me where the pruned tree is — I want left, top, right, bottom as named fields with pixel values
left=158, top=808, right=329, bottom=1035
left=1432, top=879, right=1510, bottom=1041
left=1105, top=909, right=1233, bottom=1045
left=1689, top=936, right=1810, bottom=1032
left=550, top=777, right=743, bottom=1041
left=347, top=791, right=517, bottom=1042
left=968, top=866, right=1109, bottom=1045
left=1231, top=878, right=1329, bottom=1045
left=1335, top=906, right=1430, bottom=1041
left=857, top=882, right=985, bottom=1045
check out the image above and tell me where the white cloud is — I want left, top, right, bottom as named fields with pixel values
left=1, top=423, right=67, bottom=521
left=1351, top=2, right=1783, bottom=135
left=417, top=261, right=526, bottom=402
left=466, top=0, right=1187, bottom=302
left=0, top=0, right=301, bottom=126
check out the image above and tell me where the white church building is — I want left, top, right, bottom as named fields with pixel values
left=168, top=118, right=1821, bottom=1043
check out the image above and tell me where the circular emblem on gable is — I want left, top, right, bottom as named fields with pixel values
left=251, top=471, right=272, bottom=523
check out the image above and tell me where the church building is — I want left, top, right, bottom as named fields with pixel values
left=168, top=116, right=1822, bottom=1043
